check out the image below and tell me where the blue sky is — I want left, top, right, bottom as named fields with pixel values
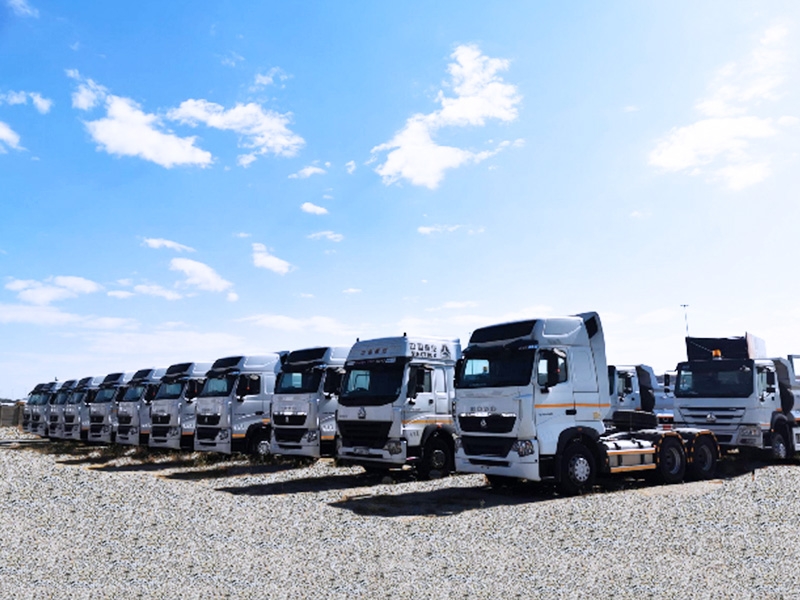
left=2, top=1, right=800, bottom=397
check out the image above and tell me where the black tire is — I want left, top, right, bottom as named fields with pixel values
left=769, top=428, right=789, bottom=461
left=655, top=436, right=686, bottom=484
left=249, top=428, right=271, bottom=457
left=417, top=435, right=453, bottom=479
left=557, top=442, right=596, bottom=496
left=688, top=435, right=717, bottom=480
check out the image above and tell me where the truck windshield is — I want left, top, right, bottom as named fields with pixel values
left=68, top=391, right=87, bottom=405
left=199, top=375, right=236, bottom=397
left=275, top=369, right=322, bottom=394
left=455, top=348, right=535, bottom=388
left=121, top=385, right=146, bottom=402
left=155, top=381, right=185, bottom=400
left=93, top=388, right=118, bottom=403
left=675, top=360, right=754, bottom=398
left=339, top=362, right=405, bottom=406
left=54, top=391, right=72, bottom=405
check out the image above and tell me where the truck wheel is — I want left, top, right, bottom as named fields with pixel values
left=249, top=428, right=271, bottom=458
left=656, top=436, right=686, bottom=484
left=688, top=435, right=717, bottom=480
left=769, top=428, right=789, bottom=461
left=558, top=442, right=595, bottom=496
left=417, top=436, right=452, bottom=479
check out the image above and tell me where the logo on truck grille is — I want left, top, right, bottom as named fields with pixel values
left=358, top=407, right=366, bottom=419
left=706, top=413, right=717, bottom=423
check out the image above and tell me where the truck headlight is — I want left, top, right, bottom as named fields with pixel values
left=454, top=437, right=463, bottom=451
left=740, top=426, right=759, bottom=438
left=305, top=431, right=319, bottom=443
left=512, top=440, right=535, bottom=457
left=219, top=429, right=229, bottom=441
left=384, top=440, right=403, bottom=455
left=169, top=427, right=180, bottom=437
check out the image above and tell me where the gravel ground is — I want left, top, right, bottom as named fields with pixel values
left=1, top=426, right=800, bottom=599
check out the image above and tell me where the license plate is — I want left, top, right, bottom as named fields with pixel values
left=353, top=447, right=370, bottom=456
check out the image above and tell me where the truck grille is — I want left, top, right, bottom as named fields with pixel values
left=151, top=426, right=170, bottom=438
left=197, top=414, right=220, bottom=426
left=118, top=415, right=132, bottom=425
left=460, top=435, right=515, bottom=458
left=338, top=421, right=392, bottom=449
left=273, top=414, right=306, bottom=426
left=50, top=415, right=59, bottom=423
left=64, top=416, right=75, bottom=423
left=275, top=428, right=307, bottom=443
left=152, top=414, right=171, bottom=425
left=90, top=415, right=104, bottom=424
left=458, top=414, right=516, bottom=434
left=195, top=427, right=219, bottom=441
left=117, top=426, right=131, bottom=435
left=90, top=425, right=104, bottom=434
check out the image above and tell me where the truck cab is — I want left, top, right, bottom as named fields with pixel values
left=116, top=367, right=166, bottom=446
left=149, top=362, right=211, bottom=451
left=30, top=381, right=60, bottom=438
left=22, top=383, right=48, bottom=434
left=672, top=335, right=800, bottom=459
left=609, top=364, right=673, bottom=424
left=64, top=376, right=103, bottom=441
left=453, top=313, right=718, bottom=494
left=88, top=372, right=133, bottom=444
left=48, top=380, right=78, bottom=439
left=271, top=346, right=350, bottom=459
left=336, top=335, right=461, bottom=477
left=194, top=355, right=283, bottom=456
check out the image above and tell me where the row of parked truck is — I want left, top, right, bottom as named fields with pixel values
left=20, top=312, right=800, bottom=494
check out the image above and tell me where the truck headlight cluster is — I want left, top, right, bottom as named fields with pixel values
left=384, top=440, right=403, bottom=455
left=168, top=427, right=180, bottom=437
left=305, top=431, right=319, bottom=443
left=454, top=437, right=463, bottom=451
left=740, top=426, right=759, bottom=438
left=513, top=440, right=535, bottom=457
left=219, top=429, right=229, bottom=441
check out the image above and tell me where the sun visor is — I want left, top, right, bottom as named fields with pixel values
left=685, top=333, right=766, bottom=360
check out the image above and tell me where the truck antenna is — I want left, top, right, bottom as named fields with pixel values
left=680, top=304, right=690, bottom=337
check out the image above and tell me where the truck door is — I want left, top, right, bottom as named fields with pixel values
left=433, top=368, right=449, bottom=415
left=234, top=374, right=264, bottom=426
left=406, top=366, right=433, bottom=417
left=534, top=349, right=575, bottom=433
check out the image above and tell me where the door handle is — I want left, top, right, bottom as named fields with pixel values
left=566, top=409, right=577, bottom=416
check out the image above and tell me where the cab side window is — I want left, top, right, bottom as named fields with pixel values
left=537, top=350, right=568, bottom=386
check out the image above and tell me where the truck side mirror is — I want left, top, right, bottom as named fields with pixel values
left=546, top=353, right=561, bottom=388
left=623, top=373, right=634, bottom=395
left=766, top=370, right=776, bottom=393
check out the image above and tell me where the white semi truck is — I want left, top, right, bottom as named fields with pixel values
left=30, top=381, right=60, bottom=437
left=64, top=376, right=103, bottom=441
left=22, top=383, right=50, bottom=434
left=453, top=313, right=719, bottom=495
left=194, top=355, right=284, bottom=456
left=672, top=335, right=800, bottom=460
left=116, top=367, right=166, bottom=446
left=271, top=346, right=350, bottom=459
left=149, top=362, right=211, bottom=451
left=609, top=364, right=673, bottom=424
left=48, top=380, right=78, bottom=439
left=88, top=372, right=133, bottom=444
left=336, top=335, right=462, bottom=478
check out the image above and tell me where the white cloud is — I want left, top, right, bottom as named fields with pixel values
left=371, top=44, right=521, bottom=189
left=649, top=25, right=793, bottom=190
left=6, top=276, right=102, bottom=306
left=142, top=237, right=195, bottom=252
left=301, top=202, right=328, bottom=215
left=85, top=95, right=213, bottom=168
left=289, top=165, right=326, bottom=179
left=252, top=243, right=292, bottom=275
left=0, top=303, right=79, bottom=325
left=623, top=105, right=639, bottom=113
left=7, top=0, right=38, bottom=18
left=169, top=258, right=232, bottom=292
left=239, top=314, right=356, bottom=337
left=308, top=231, right=343, bottom=242
left=342, top=288, right=361, bottom=294
left=108, top=291, right=134, bottom=299
left=221, top=51, right=244, bottom=68
left=66, top=70, right=108, bottom=111
left=133, top=284, right=182, bottom=301
left=345, top=160, right=356, bottom=174
left=254, top=67, right=288, bottom=87
left=226, top=292, right=239, bottom=302
left=418, top=224, right=462, bottom=235
left=233, top=232, right=251, bottom=238
left=0, top=121, right=21, bottom=152
left=0, top=91, right=52, bottom=113
left=167, top=99, right=304, bottom=165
